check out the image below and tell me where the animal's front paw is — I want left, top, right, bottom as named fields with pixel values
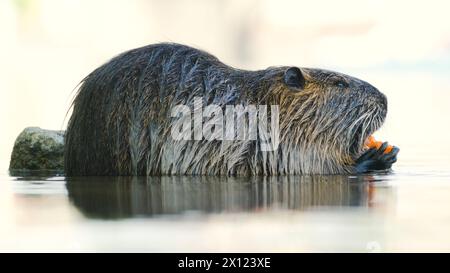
left=355, top=142, right=400, bottom=173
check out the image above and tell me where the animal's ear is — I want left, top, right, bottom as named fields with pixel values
left=284, top=67, right=305, bottom=90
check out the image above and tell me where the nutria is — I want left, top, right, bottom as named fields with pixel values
left=65, top=43, right=399, bottom=176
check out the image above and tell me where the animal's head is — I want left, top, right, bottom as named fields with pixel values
left=268, top=66, right=387, bottom=166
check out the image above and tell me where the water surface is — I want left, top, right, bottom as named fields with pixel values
left=2, top=163, right=450, bottom=252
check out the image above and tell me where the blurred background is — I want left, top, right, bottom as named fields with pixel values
left=1, top=0, right=450, bottom=171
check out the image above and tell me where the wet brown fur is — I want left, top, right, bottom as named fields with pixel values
left=65, top=43, right=387, bottom=176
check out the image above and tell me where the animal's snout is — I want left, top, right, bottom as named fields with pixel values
left=362, top=84, right=387, bottom=109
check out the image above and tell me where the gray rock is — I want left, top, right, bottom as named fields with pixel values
left=9, top=127, right=65, bottom=175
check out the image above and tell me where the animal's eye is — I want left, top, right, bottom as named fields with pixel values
left=334, top=80, right=349, bottom=88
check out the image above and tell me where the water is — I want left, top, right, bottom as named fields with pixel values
left=2, top=163, right=450, bottom=252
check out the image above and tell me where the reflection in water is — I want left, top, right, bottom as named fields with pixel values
left=66, top=175, right=377, bottom=219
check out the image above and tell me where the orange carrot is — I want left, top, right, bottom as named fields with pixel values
left=365, top=136, right=393, bottom=154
